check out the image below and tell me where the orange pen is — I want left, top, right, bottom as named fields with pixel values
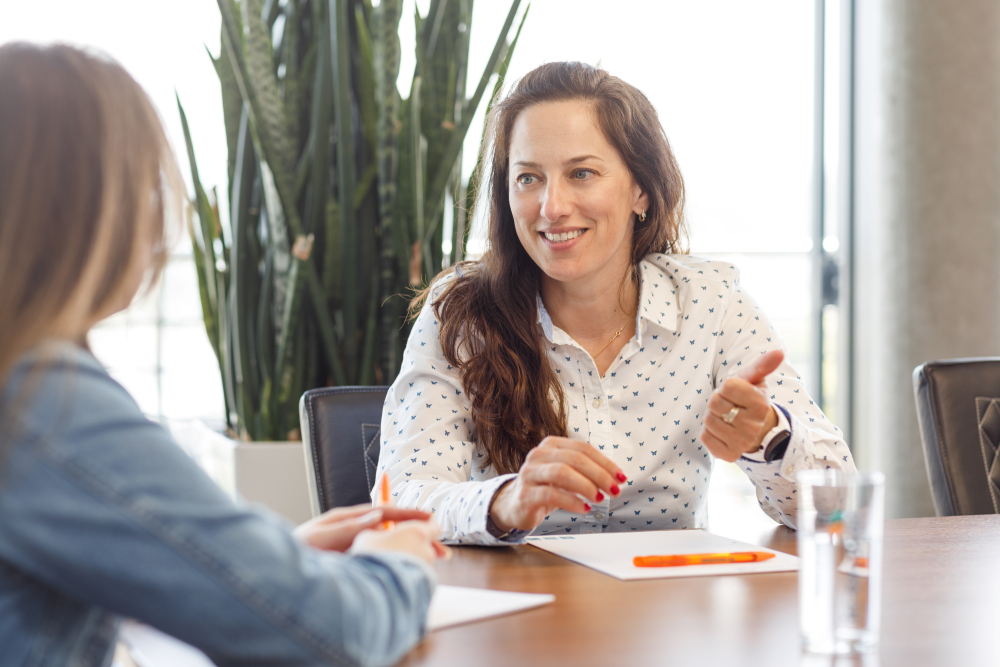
left=633, top=551, right=776, bottom=568
left=376, top=474, right=395, bottom=530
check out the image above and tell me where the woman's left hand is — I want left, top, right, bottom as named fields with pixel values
left=700, top=350, right=784, bottom=462
left=294, top=503, right=433, bottom=552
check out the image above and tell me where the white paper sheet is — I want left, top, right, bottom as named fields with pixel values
left=119, top=621, right=215, bottom=667
left=428, top=585, right=555, bottom=630
left=117, top=586, right=555, bottom=666
left=525, top=529, right=799, bottom=580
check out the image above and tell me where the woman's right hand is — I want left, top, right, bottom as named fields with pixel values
left=488, top=436, right=626, bottom=534
left=350, top=520, right=451, bottom=564
left=294, top=503, right=436, bottom=552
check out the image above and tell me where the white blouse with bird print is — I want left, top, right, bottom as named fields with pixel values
left=375, top=253, right=856, bottom=545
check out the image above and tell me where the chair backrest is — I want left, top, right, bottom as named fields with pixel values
left=913, top=358, right=1000, bottom=516
left=298, top=386, right=388, bottom=514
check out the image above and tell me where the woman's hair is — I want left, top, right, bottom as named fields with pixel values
left=424, top=61, right=687, bottom=475
left=0, top=43, right=183, bottom=406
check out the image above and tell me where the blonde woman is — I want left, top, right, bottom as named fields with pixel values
left=0, top=43, right=447, bottom=667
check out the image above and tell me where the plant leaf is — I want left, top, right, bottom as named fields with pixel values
left=177, top=94, right=241, bottom=430
left=229, top=106, right=262, bottom=433
left=305, top=6, right=332, bottom=238
left=462, top=2, right=529, bottom=246
left=209, top=40, right=244, bottom=203
left=278, top=0, right=304, bottom=147
left=354, top=4, right=378, bottom=154
left=422, top=0, right=522, bottom=241
left=217, top=0, right=345, bottom=387
left=176, top=95, right=220, bottom=344
left=257, top=152, right=295, bottom=365
left=373, top=0, right=405, bottom=379
left=329, top=0, right=359, bottom=382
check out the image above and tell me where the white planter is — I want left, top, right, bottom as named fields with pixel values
left=169, top=421, right=315, bottom=526
left=234, top=441, right=314, bottom=526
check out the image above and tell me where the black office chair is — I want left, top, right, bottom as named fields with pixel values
left=298, top=386, right=389, bottom=514
left=913, top=359, right=1000, bottom=516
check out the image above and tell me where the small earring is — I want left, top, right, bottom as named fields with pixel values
left=639, top=209, right=646, bottom=222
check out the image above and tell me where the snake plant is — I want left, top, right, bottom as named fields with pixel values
left=179, top=0, right=527, bottom=440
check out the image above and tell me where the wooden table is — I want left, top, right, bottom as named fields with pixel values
left=398, top=515, right=1000, bottom=667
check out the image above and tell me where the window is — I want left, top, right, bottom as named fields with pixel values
left=445, top=0, right=848, bottom=529
left=6, top=2, right=851, bottom=525
left=89, top=236, right=226, bottom=430
left=452, top=0, right=823, bottom=386
left=1, top=1, right=230, bottom=428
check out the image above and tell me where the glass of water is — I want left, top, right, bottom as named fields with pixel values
left=797, top=470, right=885, bottom=655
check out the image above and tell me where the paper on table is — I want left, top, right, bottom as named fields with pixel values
left=119, top=621, right=215, bottom=667
left=526, top=529, right=798, bottom=580
left=117, top=586, right=555, bottom=666
left=428, top=585, right=554, bottom=631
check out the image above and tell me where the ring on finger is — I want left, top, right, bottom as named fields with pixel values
left=722, top=406, right=740, bottom=424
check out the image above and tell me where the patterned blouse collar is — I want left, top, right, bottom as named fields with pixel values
left=534, top=255, right=682, bottom=347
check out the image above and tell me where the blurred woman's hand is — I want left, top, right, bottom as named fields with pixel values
left=294, top=503, right=433, bottom=552
left=488, top=436, right=625, bottom=534
left=350, top=520, right=451, bottom=564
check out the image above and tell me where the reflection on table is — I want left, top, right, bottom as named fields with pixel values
left=398, top=515, right=1000, bottom=667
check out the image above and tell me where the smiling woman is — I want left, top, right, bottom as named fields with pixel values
left=508, top=101, right=649, bottom=373
left=424, top=64, right=687, bottom=473
left=378, top=61, right=855, bottom=545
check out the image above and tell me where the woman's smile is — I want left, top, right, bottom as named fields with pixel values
left=540, top=227, right=587, bottom=247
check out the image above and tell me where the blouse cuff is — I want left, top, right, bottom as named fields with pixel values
left=443, top=473, right=522, bottom=546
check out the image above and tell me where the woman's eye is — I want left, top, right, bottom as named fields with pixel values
left=573, top=169, right=591, bottom=179
left=517, top=174, right=535, bottom=185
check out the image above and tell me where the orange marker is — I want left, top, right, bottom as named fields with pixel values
left=377, top=474, right=395, bottom=530
left=633, top=551, right=776, bottom=568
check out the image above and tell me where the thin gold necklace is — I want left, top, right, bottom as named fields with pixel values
left=591, top=317, right=631, bottom=359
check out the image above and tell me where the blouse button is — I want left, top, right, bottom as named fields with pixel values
left=592, top=398, right=602, bottom=408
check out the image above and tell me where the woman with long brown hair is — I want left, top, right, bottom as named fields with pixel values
left=0, top=43, right=447, bottom=666
left=377, top=61, right=855, bottom=543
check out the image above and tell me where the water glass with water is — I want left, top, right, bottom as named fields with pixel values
left=797, top=470, right=885, bottom=655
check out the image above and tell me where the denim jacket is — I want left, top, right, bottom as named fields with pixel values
left=0, top=344, right=434, bottom=667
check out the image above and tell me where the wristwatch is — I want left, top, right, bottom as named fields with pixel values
left=742, top=404, right=792, bottom=463
left=763, top=428, right=792, bottom=462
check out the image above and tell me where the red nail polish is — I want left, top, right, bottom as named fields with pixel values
left=616, top=471, right=627, bottom=482
left=611, top=484, right=620, bottom=495
left=596, top=491, right=604, bottom=502
left=584, top=503, right=592, bottom=512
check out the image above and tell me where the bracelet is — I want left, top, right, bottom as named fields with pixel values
left=486, top=478, right=520, bottom=540
left=486, top=513, right=521, bottom=540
